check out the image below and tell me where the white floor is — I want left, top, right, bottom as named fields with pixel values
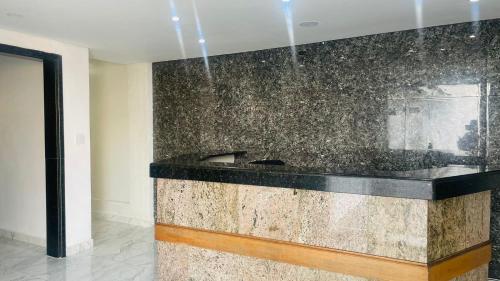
left=1, top=221, right=498, bottom=281
left=0, top=219, right=155, bottom=281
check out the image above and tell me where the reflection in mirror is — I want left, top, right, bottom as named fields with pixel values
left=386, top=84, right=483, bottom=168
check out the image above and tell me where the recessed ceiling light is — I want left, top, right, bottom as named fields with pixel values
left=470, top=0, right=479, bottom=2
left=198, top=38, right=206, bottom=44
left=282, top=0, right=291, bottom=2
left=469, top=34, right=476, bottom=38
left=440, top=48, right=446, bottom=51
left=5, top=12, right=23, bottom=18
left=171, top=16, right=180, bottom=22
left=299, top=21, right=320, bottom=28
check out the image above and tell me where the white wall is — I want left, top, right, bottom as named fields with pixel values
left=90, top=60, right=153, bottom=226
left=0, top=55, right=46, bottom=245
left=0, top=28, right=92, bottom=253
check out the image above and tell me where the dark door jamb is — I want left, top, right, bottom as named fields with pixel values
left=0, top=43, right=66, bottom=257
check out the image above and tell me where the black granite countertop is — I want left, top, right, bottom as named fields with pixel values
left=150, top=152, right=500, bottom=200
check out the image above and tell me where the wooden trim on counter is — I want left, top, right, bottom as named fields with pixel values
left=428, top=242, right=491, bottom=281
left=155, top=223, right=490, bottom=281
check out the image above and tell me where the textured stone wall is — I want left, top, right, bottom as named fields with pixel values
left=154, top=20, right=500, bottom=170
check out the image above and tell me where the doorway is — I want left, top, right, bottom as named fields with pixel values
left=0, top=43, right=65, bottom=257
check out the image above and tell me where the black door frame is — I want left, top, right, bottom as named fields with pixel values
left=0, top=43, right=66, bottom=257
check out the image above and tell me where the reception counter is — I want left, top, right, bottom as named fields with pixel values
left=151, top=153, right=499, bottom=281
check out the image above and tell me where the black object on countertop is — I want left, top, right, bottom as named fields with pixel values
left=150, top=152, right=500, bottom=200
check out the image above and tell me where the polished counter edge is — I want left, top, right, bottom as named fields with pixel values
left=150, top=162, right=500, bottom=200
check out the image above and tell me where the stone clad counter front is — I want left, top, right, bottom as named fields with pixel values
left=154, top=179, right=491, bottom=281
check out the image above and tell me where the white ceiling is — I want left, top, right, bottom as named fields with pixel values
left=0, top=0, right=499, bottom=64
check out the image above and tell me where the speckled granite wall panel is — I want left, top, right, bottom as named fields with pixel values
left=491, top=212, right=500, bottom=277
left=156, top=179, right=239, bottom=232
left=489, top=97, right=500, bottom=165
left=157, top=179, right=491, bottom=264
left=156, top=241, right=488, bottom=281
left=296, top=189, right=370, bottom=255
left=427, top=195, right=467, bottom=261
left=238, top=184, right=301, bottom=241
left=465, top=191, right=491, bottom=247
left=489, top=95, right=500, bottom=277
left=156, top=179, right=429, bottom=262
left=153, top=20, right=500, bottom=170
left=427, top=191, right=490, bottom=262
left=366, top=195, right=428, bottom=262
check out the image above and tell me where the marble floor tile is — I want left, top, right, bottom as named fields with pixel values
left=0, top=218, right=497, bottom=281
left=0, top=219, right=155, bottom=281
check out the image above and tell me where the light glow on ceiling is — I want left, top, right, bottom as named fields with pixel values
left=169, top=0, right=187, bottom=59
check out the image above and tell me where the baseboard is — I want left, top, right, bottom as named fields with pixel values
left=0, top=228, right=45, bottom=247
left=92, top=212, right=153, bottom=227
left=66, top=239, right=93, bottom=256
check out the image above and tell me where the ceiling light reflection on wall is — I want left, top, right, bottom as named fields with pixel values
left=198, top=38, right=206, bottom=44
left=470, top=0, right=479, bottom=2
left=281, top=0, right=297, bottom=66
left=171, top=16, right=180, bottom=22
